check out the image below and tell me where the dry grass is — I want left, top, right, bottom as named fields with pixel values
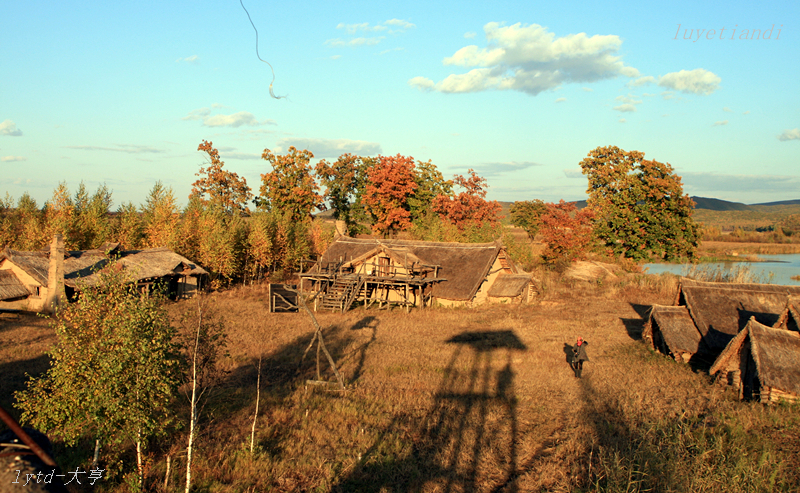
left=2, top=278, right=799, bottom=492
left=699, top=241, right=800, bottom=257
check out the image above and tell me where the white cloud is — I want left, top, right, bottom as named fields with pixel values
left=563, top=169, right=583, bottom=179
left=619, top=118, right=626, bottom=123
left=183, top=108, right=275, bottom=128
left=380, top=47, right=404, bottom=55
left=1, top=155, right=26, bottom=162
left=274, top=138, right=382, bottom=158
left=723, top=107, right=732, bottom=112
left=472, top=161, right=544, bottom=177
left=65, top=144, right=164, bottom=154
left=176, top=55, right=199, bottom=63
left=384, top=19, right=415, bottom=30
left=409, top=22, right=639, bottom=96
left=582, top=87, right=593, bottom=92
left=464, top=31, right=477, bottom=39
left=778, top=128, right=800, bottom=141
left=627, top=75, right=655, bottom=87
left=408, top=76, right=435, bottom=91
left=0, top=120, right=23, bottom=136
left=743, top=110, right=751, bottom=115
left=658, top=68, right=721, bottom=95
left=683, top=172, right=800, bottom=193
left=613, top=104, right=637, bottom=112
left=661, top=91, right=676, bottom=100
left=330, top=54, right=342, bottom=60
left=222, top=151, right=261, bottom=160
left=326, top=37, right=384, bottom=47
left=712, top=120, right=729, bottom=126
left=555, top=97, right=566, bottom=103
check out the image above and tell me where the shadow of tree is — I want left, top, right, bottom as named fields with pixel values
left=331, top=329, right=527, bottom=493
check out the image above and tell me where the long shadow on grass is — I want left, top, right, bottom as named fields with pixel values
left=332, top=329, right=527, bottom=493
left=0, top=354, right=51, bottom=421
left=620, top=303, right=652, bottom=340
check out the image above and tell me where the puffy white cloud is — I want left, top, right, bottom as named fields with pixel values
left=408, top=76, right=435, bottom=91
left=176, top=55, right=199, bottom=63
left=712, top=120, right=729, bottom=126
left=1, top=155, right=26, bottom=162
left=410, top=22, right=639, bottom=96
left=627, top=75, right=655, bottom=87
left=274, top=138, right=382, bottom=158
left=555, top=97, right=566, bottom=103
left=658, top=68, right=720, bottom=95
left=619, top=118, right=626, bottom=123
left=464, top=31, right=477, bottom=39
left=613, top=104, right=637, bottom=112
left=384, top=19, right=415, bottom=30
left=183, top=108, right=275, bottom=128
left=0, top=120, right=22, bottom=136
left=778, top=128, right=800, bottom=141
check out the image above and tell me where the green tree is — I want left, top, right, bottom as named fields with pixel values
left=580, top=146, right=699, bottom=261
left=15, top=263, right=181, bottom=488
left=115, top=201, right=144, bottom=250
left=315, top=153, right=374, bottom=235
left=510, top=199, right=548, bottom=240
left=43, top=182, right=78, bottom=249
left=193, top=141, right=253, bottom=214
left=74, top=183, right=114, bottom=249
left=13, top=193, right=46, bottom=250
left=408, top=159, right=453, bottom=223
left=258, top=147, right=325, bottom=222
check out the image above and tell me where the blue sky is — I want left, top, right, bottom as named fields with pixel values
left=2, top=0, right=798, bottom=209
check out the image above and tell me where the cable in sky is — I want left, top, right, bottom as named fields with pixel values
left=240, top=0, right=286, bottom=99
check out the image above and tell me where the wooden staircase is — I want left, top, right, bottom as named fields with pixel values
left=320, top=276, right=365, bottom=312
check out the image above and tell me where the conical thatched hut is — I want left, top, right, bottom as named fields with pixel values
left=710, top=317, right=800, bottom=404
left=773, top=295, right=800, bottom=332
left=643, top=305, right=702, bottom=363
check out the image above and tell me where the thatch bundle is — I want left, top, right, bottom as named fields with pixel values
left=643, top=305, right=702, bottom=362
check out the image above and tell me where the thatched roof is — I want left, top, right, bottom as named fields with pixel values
left=311, top=237, right=508, bottom=301
left=774, top=296, right=800, bottom=331
left=1, top=246, right=208, bottom=289
left=0, top=269, right=29, bottom=300
left=488, top=274, right=531, bottom=298
left=645, top=305, right=702, bottom=356
left=711, top=318, right=800, bottom=396
left=679, top=285, right=792, bottom=352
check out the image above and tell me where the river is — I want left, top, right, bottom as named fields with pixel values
left=643, top=253, right=800, bottom=286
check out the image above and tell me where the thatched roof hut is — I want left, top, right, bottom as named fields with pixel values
left=675, top=279, right=800, bottom=353
left=487, top=274, right=534, bottom=303
left=773, top=296, right=800, bottom=332
left=643, top=305, right=702, bottom=363
left=0, top=269, right=29, bottom=301
left=710, top=317, right=800, bottom=403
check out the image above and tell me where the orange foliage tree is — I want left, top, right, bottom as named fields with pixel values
left=432, top=169, right=502, bottom=230
left=141, top=181, right=180, bottom=249
left=258, top=147, right=325, bottom=222
left=539, top=200, right=595, bottom=265
left=363, top=154, right=418, bottom=237
left=193, top=141, right=253, bottom=214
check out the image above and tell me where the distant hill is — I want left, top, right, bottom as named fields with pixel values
left=752, top=199, right=800, bottom=206
left=690, top=197, right=752, bottom=211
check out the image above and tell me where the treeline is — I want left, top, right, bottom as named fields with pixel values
left=0, top=141, right=530, bottom=284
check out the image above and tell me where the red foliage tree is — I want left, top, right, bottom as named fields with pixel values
left=539, top=200, right=595, bottom=264
left=432, top=169, right=502, bottom=230
left=363, top=154, right=417, bottom=237
left=193, top=141, right=253, bottom=214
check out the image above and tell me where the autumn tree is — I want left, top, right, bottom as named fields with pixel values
left=315, top=153, right=375, bottom=235
left=363, top=154, right=418, bottom=237
left=408, top=159, right=453, bottom=223
left=539, top=200, right=595, bottom=265
left=1, top=193, right=44, bottom=250
left=15, top=263, right=181, bottom=488
left=510, top=199, right=548, bottom=240
left=580, top=146, right=699, bottom=261
left=73, top=183, right=113, bottom=249
left=43, top=182, right=78, bottom=249
left=193, top=141, right=253, bottom=214
left=115, top=201, right=144, bottom=250
left=142, top=181, right=180, bottom=249
left=432, top=169, right=502, bottom=230
left=258, top=147, right=325, bottom=222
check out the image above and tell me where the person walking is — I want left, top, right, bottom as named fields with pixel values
left=572, top=337, right=589, bottom=378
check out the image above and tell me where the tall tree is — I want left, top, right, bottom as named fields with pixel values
left=363, top=154, right=418, bottom=237
left=258, top=147, right=325, bottom=222
left=408, top=159, right=453, bottom=223
left=193, top=141, right=253, bottom=214
left=539, top=200, right=595, bottom=265
left=74, top=183, right=113, bottom=249
left=43, top=182, right=78, bottom=249
left=315, top=153, right=374, bottom=235
left=510, top=199, right=548, bottom=240
left=15, top=263, right=181, bottom=488
left=142, top=181, right=180, bottom=249
left=115, top=201, right=144, bottom=250
left=580, top=146, right=699, bottom=261
left=432, top=169, right=502, bottom=230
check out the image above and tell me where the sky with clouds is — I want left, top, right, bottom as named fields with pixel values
left=2, top=0, right=798, bottom=208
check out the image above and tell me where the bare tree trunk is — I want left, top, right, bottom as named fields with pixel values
left=136, top=429, right=143, bottom=490
left=185, top=303, right=202, bottom=493
left=164, top=455, right=171, bottom=492
left=250, top=355, right=262, bottom=454
left=92, top=439, right=100, bottom=470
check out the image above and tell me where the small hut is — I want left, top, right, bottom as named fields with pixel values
left=643, top=305, right=702, bottom=363
left=487, top=274, right=535, bottom=304
left=710, top=317, right=800, bottom=404
left=773, top=295, right=800, bottom=332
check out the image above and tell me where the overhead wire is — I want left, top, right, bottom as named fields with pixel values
left=239, top=0, right=286, bottom=99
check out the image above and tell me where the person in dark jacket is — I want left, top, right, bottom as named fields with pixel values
left=572, top=337, right=589, bottom=378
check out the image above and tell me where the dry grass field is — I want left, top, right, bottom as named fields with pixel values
left=2, top=274, right=800, bottom=492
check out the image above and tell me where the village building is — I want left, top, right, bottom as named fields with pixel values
left=709, top=317, right=800, bottom=404
left=0, top=235, right=207, bottom=313
left=300, top=237, right=533, bottom=312
left=773, top=295, right=800, bottom=332
left=644, top=278, right=800, bottom=363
